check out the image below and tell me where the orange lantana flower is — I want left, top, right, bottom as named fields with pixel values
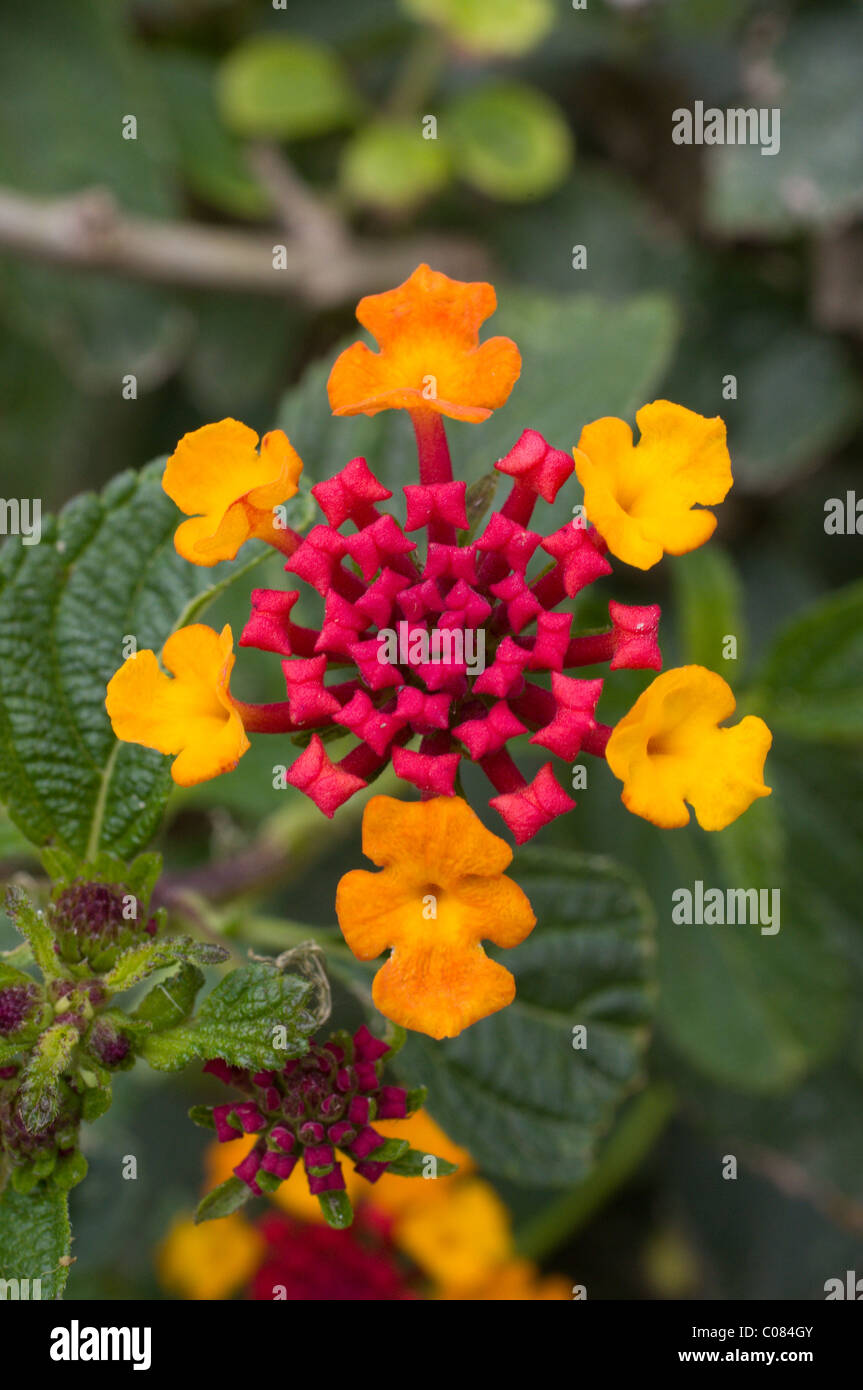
left=335, top=795, right=536, bottom=1039
left=605, top=665, right=772, bottom=830
left=163, top=418, right=303, bottom=565
left=326, top=263, right=521, bottom=422
left=574, top=401, right=733, bottom=570
left=105, top=623, right=249, bottom=787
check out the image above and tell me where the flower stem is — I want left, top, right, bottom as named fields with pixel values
left=410, top=407, right=453, bottom=487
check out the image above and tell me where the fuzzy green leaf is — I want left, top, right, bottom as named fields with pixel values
left=0, top=1184, right=71, bottom=1297
left=142, top=962, right=315, bottom=1073
left=17, top=1022, right=79, bottom=1133
left=194, top=1175, right=253, bottom=1224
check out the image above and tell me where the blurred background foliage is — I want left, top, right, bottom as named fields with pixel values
left=1, top=0, right=862, bottom=1299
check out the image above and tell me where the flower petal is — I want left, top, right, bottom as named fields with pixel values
left=575, top=401, right=732, bottom=570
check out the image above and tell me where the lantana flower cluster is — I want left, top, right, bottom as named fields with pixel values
left=199, top=1023, right=429, bottom=1227
left=106, top=263, right=772, bottom=1042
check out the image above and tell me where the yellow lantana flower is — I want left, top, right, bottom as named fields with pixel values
left=441, top=1259, right=572, bottom=1301
left=326, top=263, right=522, bottom=423
left=105, top=623, right=249, bottom=787
left=158, top=1212, right=264, bottom=1300
left=163, top=418, right=303, bottom=565
left=335, top=795, right=536, bottom=1039
left=394, top=1177, right=511, bottom=1290
left=574, top=400, right=733, bottom=570
left=606, top=665, right=772, bottom=830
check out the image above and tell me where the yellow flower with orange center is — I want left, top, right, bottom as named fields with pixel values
left=163, top=418, right=303, bottom=565
left=157, top=1212, right=264, bottom=1301
left=606, top=666, right=772, bottom=830
left=326, top=263, right=522, bottom=422
left=574, top=400, right=733, bottom=570
left=335, top=796, right=536, bottom=1039
left=105, top=623, right=249, bottom=787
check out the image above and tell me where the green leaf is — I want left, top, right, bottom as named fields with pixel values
left=663, top=284, right=861, bottom=492
left=4, top=887, right=57, bottom=978
left=672, top=545, right=744, bottom=672
left=317, top=1189, right=353, bottom=1229
left=0, top=1184, right=71, bottom=1297
left=448, top=82, right=573, bottom=202
left=101, top=936, right=227, bottom=994
left=194, top=1175, right=252, bottom=1225
left=142, top=962, right=315, bottom=1073
left=0, top=463, right=256, bottom=859
left=151, top=52, right=270, bottom=219
left=705, top=10, right=863, bottom=235
left=133, top=961, right=205, bottom=1032
left=340, top=119, right=451, bottom=212
left=0, top=1, right=183, bottom=388
left=656, top=798, right=846, bottom=1092
left=18, top=1023, right=79, bottom=1133
left=385, top=1148, right=458, bottom=1178
left=403, top=0, right=554, bottom=56
left=218, top=36, right=358, bottom=140
left=752, top=580, right=863, bottom=741
left=401, top=849, right=656, bottom=1186
left=188, top=1104, right=216, bottom=1131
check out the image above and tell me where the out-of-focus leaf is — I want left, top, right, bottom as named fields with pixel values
left=447, top=82, right=573, bottom=202
left=340, top=119, right=451, bottom=212
left=663, top=289, right=861, bottom=492
left=151, top=52, right=269, bottom=219
left=672, top=545, right=744, bottom=673
left=706, top=10, right=863, bottom=235
left=218, top=36, right=358, bottom=140
left=752, top=580, right=863, bottom=742
left=0, top=0, right=185, bottom=386
left=402, top=0, right=554, bottom=56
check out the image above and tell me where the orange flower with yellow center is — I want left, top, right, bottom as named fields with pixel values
left=105, top=623, right=249, bottom=787
left=335, top=795, right=536, bottom=1039
left=326, top=263, right=522, bottom=422
left=606, top=665, right=772, bottom=830
left=574, top=400, right=733, bottom=570
left=163, top=418, right=303, bottom=565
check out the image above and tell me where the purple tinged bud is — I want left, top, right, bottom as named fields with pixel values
left=299, top=1121, right=325, bottom=1144
left=335, top=1067, right=354, bottom=1093
left=268, top=1126, right=295, bottom=1154
left=203, top=1059, right=234, bottom=1085
left=232, top=1102, right=267, bottom=1133
left=261, top=1150, right=296, bottom=1180
left=252, top=1070, right=277, bottom=1087
left=306, top=1164, right=345, bottom=1195
left=377, top=1086, right=408, bottom=1119
left=353, top=1025, right=390, bottom=1064
left=350, top=1126, right=384, bottom=1159
left=303, top=1144, right=334, bottom=1173
left=213, top=1104, right=243, bottom=1142
left=354, top=1061, right=379, bottom=1092
left=263, top=1087, right=281, bottom=1113
left=348, top=1096, right=371, bottom=1125
left=0, top=984, right=38, bottom=1037
left=354, top=1159, right=388, bottom=1184
left=234, top=1149, right=263, bottom=1194
left=88, top=1019, right=131, bottom=1067
left=327, top=1121, right=356, bottom=1146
